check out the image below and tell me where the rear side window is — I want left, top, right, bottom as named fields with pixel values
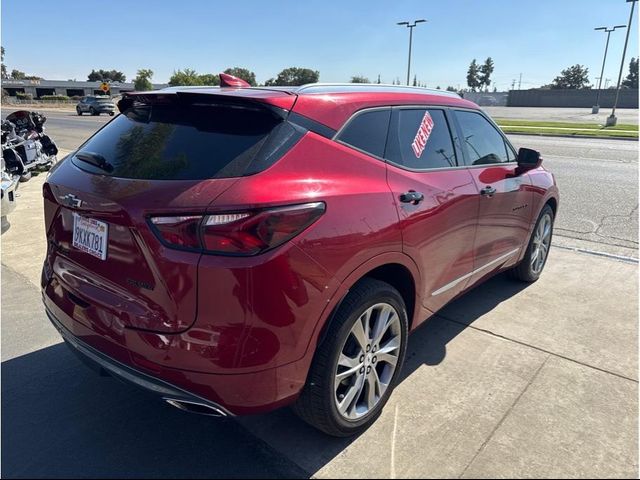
left=385, top=108, right=457, bottom=170
left=337, top=109, right=391, bottom=158
left=72, top=104, right=302, bottom=180
left=454, top=110, right=512, bottom=166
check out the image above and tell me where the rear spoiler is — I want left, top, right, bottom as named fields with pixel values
left=118, top=73, right=295, bottom=114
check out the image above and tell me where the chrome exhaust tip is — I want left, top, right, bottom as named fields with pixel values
left=163, top=398, right=228, bottom=417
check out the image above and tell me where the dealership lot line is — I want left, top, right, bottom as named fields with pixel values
left=2, top=162, right=637, bottom=477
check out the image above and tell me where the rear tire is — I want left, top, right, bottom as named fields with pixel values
left=109, top=112, right=115, bottom=116
left=76, top=107, right=82, bottom=116
left=509, top=204, right=554, bottom=282
left=293, top=278, right=408, bottom=437
left=90, top=108, right=98, bottom=116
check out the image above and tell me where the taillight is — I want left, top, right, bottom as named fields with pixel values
left=150, top=215, right=202, bottom=249
left=149, top=202, right=325, bottom=256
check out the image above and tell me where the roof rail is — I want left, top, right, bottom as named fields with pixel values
left=294, top=83, right=461, bottom=98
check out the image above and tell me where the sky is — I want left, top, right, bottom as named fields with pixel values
left=1, top=0, right=638, bottom=90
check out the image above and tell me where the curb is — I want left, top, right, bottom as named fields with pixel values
left=501, top=131, right=638, bottom=141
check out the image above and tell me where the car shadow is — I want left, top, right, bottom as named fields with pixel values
left=2, top=273, right=530, bottom=478
left=1, top=343, right=307, bottom=479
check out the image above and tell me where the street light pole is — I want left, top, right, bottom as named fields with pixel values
left=607, top=0, right=637, bottom=126
left=397, top=19, right=427, bottom=85
left=592, top=25, right=626, bottom=114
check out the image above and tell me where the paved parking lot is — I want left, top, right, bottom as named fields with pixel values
left=2, top=123, right=638, bottom=477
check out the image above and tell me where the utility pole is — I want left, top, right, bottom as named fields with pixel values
left=605, top=78, right=612, bottom=88
left=397, top=19, right=427, bottom=85
left=511, top=79, right=516, bottom=91
left=607, top=0, right=637, bottom=126
left=592, top=25, right=626, bottom=113
left=518, top=73, right=522, bottom=89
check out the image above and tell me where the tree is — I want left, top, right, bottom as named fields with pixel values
left=23, top=75, right=43, bottom=80
left=412, top=74, right=418, bottom=86
left=10, top=69, right=25, bottom=80
left=133, top=69, right=154, bottom=91
left=223, top=67, right=256, bottom=86
left=88, top=69, right=126, bottom=82
left=466, top=59, right=482, bottom=92
left=350, top=75, right=369, bottom=83
left=551, top=64, right=590, bottom=89
left=376, top=74, right=381, bottom=84
left=1, top=47, right=6, bottom=79
left=198, top=73, right=220, bottom=85
left=480, top=57, right=494, bottom=91
left=622, top=57, right=638, bottom=89
left=446, top=86, right=457, bottom=92
left=168, top=69, right=220, bottom=86
left=264, top=67, right=319, bottom=86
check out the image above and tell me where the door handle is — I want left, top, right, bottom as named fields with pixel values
left=400, top=191, right=424, bottom=204
left=480, top=186, right=497, bottom=197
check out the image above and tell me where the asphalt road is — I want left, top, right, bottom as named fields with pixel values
left=29, top=109, right=640, bottom=258
left=510, top=134, right=638, bottom=258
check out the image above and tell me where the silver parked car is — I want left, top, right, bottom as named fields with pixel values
left=76, top=96, right=116, bottom=116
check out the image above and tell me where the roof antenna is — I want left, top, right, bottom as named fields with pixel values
left=219, top=73, right=250, bottom=88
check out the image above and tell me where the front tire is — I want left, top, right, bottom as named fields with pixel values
left=76, top=107, right=82, bottom=116
left=509, top=204, right=554, bottom=282
left=293, top=278, right=408, bottom=437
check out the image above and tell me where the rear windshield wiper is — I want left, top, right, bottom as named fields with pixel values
left=75, top=151, right=114, bottom=172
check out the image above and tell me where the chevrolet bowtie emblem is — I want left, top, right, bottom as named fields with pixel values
left=60, top=193, right=83, bottom=208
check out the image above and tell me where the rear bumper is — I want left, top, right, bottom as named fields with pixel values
left=43, top=297, right=308, bottom=415
left=47, top=308, right=233, bottom=416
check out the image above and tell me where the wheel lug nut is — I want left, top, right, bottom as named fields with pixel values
left=359, top=355, right=365, bottom=363
left=360, top=367, right=365, bottom=374
left=367, top=366, right=371, bottom=373
left=366, top=345, right=371, bottom=352
left=372, top=356, right=377, bottom=363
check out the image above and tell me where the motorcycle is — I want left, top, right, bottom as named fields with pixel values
left=2, top=110, right=58, bottom=182
left=1, top=157, right=20, bottom=232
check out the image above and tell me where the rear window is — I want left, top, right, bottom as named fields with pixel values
left=72, top=104, right=301, bottom=180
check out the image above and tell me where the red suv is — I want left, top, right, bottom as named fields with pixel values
left=42, top=75, right=559, bottom=436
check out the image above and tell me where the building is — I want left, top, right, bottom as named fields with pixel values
left=2, top=79, right=169, bottom=98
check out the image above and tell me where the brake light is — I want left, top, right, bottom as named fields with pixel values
left=149, top=202, right=325, bottom=256
left=150, top=215, right=202, bottom=249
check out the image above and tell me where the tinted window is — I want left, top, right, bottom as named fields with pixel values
left=337, top=109, right=391, bottom=158
left=455, top=110, right=510, bottom=166
left=72, top=104, right=300, bottom=180
left=385, top=109, right=457, bottom=170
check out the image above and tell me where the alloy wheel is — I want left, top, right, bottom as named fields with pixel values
left=531, top=213, right=552, bottom=274
left=334, top=303, right=402, bottom=420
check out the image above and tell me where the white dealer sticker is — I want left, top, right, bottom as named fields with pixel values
left=411, top=111, right=435, bottom=159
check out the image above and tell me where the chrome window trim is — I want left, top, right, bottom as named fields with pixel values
left=332, top=104, right=520, bottom=173
left=431, top=248, right=520, bottom=296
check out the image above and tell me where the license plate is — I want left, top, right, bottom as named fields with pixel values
left=72, top=214, right=108, bottom=260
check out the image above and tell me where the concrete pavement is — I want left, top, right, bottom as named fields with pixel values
left=1, top=158, right=637, bottom=477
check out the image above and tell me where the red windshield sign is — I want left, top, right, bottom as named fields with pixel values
left=411, top=111, right=435, bottom=158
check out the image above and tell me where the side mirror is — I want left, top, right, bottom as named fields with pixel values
left=516, top=147, right=542, bottom=174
